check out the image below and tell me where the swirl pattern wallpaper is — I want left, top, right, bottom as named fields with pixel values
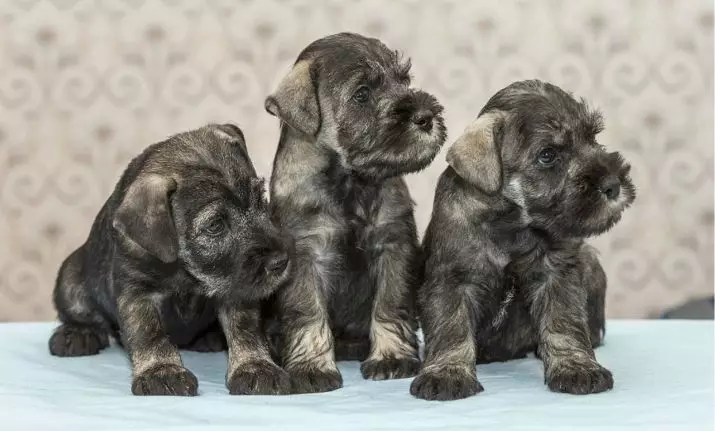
left=0, top=0, right=712, bottom=321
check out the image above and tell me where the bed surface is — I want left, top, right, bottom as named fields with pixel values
left=0, top=320, right=712, bottom=431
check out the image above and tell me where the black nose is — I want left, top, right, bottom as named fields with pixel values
left=412, top=110, right=433, bottom=132
left=266, top=251, right=289, bottom=275
left=600, top=177, right=621, bottom=200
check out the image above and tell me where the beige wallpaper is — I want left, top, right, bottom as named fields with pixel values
left=0, top=0, right=712, bottom=321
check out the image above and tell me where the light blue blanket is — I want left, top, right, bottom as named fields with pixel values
left=0, top=321, right=712, bottom=431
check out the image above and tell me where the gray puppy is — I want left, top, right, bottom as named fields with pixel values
left=410, top=80, right=635, bottom=401
left=49, top=124, right=294, bottom=396
left=264, top=32, right=446, bottom=393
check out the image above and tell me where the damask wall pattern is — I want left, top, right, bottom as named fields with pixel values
left=0, top=0, right=712, bottom=321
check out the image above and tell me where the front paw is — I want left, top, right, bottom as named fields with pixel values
left=131, top=364, right=198, bottom=396
left=49, top=324, right=109, bottom=357
left=410, top=368, right=483, bottom=401
left=227, top=360, right=290, bottom=395
left=361, top=357, right=420, bottom=380
left=546, top=361, right=614, bottom=395
left=288, top=366, right=343, bottom=394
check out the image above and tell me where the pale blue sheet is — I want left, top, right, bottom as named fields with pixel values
left=0, top=321, right=712, bottom=431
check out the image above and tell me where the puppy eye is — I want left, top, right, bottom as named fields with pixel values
left=203, top=218, right=227, bottom=236
left=537, top=147, right=558, bottom=167
left=352, top=86, right=370, bottom=103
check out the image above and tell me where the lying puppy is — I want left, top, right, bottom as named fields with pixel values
left=49, top=124, right=295, bottom=396
left=264, top=32, right=446, bottom=393
left=411, top=80, right=635, bottom=401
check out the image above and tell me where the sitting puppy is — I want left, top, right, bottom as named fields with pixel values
left=49, top=124, right=294, bottom=396
left=411, top=80, right=636, bottom=401
left=264, top=32, right=446, bottom=393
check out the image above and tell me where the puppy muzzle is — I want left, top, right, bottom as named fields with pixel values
left=407, top=90, right=444, bottom=134
left=265, top=235, right=295, bottom=279
left=597, top=151, right=635, bottom=206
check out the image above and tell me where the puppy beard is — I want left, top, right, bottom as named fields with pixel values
left=196, top=272, right=288, bottom=303
left=188, top=257, right=292, bottom=303
left=234, top=254, right=293, bottom=302
left=346, top=133, right=444, bottom=180
left=342, top=92, right=446, bottom=180
left=536, top=178, right=635, bottom=238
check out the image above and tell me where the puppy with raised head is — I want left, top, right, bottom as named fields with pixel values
left=49, top=124, right=295, bottom=396
left=410, top=80, right=635, bottom=401
left=264, top=32, right=446, bottom=393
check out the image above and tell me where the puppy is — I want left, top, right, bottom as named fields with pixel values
left=264, top=32, right=446, bottom=393
left=49, top=124, right=295, bottom=396
left=410, top=80, right=635, bottom=401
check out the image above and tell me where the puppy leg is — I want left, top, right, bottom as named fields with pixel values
left=218, top=302, right=289, bottom=395
left=410, top=282, right=483, bottom=401
left=582, top=246, right=607, bottom=349
left=49, top=248, right=109, bottom=357
left=117, top=291, right=197, bottom=396
left=361, top=242, right=420, bottom=380
left=527, top=254, right=613, bottom=395
left=278, top=260, right=342, bottom=394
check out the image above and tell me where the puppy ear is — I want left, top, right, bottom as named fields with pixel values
left=215, top=123, right=245, bottom=142
left=112, top=174, right=178, bottom=263
left=265, top=60, right=321, bottom=137
left=212, top=123, right=249, bottom=155
left=446, top=110, right=507, bottom=195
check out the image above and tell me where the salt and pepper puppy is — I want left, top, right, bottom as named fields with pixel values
left=49, top=124, right=295, bottom=396
left=411, top=80, right=635, bottom=401
left=264, top=32, right=446, bottom=393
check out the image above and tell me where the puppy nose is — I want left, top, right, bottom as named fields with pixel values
left=266, top=251, right=289, bottom=275
left=412, top=110, right=434, bottom=132
left=600, top=177, right=621, bottom=200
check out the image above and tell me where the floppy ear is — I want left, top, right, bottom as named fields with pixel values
left=446, top=110, right=507, bottom=195
left=215, top=123, right=245, bottom=142
left=112, top=174, right=178, bottom=263
left=212, top=123, right=249, bottom=155
left=264, top=60, right=321, bottom=137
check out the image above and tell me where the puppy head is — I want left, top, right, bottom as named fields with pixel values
left=265, top=32, right=446, bottom=180
left=172, top=174, right=294, bottom=301
left=447, top=80, right=636, bottom=238
left=113, top=126, right=294, bottom=302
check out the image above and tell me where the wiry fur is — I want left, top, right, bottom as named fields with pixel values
left=264, top=32, right=447, bottom=394
left=50, top=124, right=295, bottom=396
left=411, top=80, right=635, bottom=401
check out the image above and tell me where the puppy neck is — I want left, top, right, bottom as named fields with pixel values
left=271, top=125, right=331, bottom=199
left=445, top=170, right=541, bottom=250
